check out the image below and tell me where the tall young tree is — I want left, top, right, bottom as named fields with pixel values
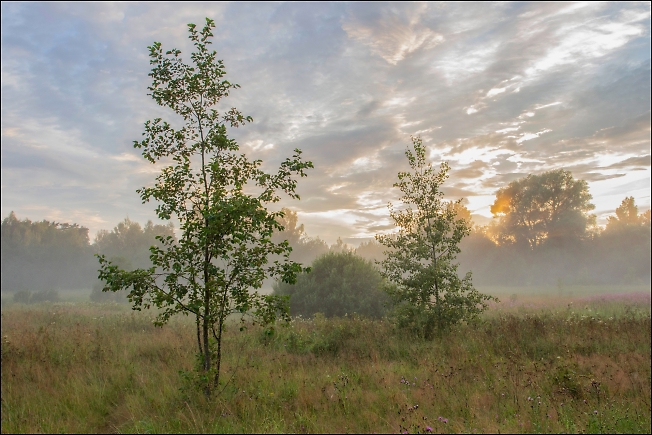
left=376, top=136, right=494, bottom=339
left=97, top=18, right=313, bottom=396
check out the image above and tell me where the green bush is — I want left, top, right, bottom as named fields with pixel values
left=273, top=251, right=388, bottom=318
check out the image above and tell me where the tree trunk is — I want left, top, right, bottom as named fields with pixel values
left=214, top=319, right=224, bottom=389
left=202, top=266, right=211, bottom=396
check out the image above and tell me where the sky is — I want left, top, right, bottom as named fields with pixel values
left=1, top=2, right=650, bottom=246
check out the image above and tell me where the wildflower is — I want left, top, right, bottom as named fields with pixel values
left=593, top=410, right=598, bottom=415
left=425, top=426, right=433, bottom=432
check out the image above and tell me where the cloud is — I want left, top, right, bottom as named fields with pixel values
left=581, top=173, right=628, bottom=182
left=342, top=3, right=444, bottom=65
left=601, top=154, right=651, bottom=170
left=1, top=2, right=649, bottom=244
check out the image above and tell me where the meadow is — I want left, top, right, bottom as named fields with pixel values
left=1, top=286, right=650, bottom=434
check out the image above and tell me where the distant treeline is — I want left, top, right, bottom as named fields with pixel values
left=279, top=170, right=650, bottom=286
left=1, top=212, right=175, bottom=293
left=1, top=214, right=94, bottom=292
left=352, top=171, right=651, bottom=286
left=1, top=170, right=650, bottom=293
left=351, top=211, right=651, bottom=287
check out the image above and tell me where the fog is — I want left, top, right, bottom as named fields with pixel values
left=1, top=213, right=175, bottom=299
left=1, top=192, right=649, bottom=302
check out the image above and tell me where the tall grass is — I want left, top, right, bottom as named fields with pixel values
left=2, top=292, right=650, bottom=433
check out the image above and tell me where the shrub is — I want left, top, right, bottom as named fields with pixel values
left=273, top=251, right=389, bottom=318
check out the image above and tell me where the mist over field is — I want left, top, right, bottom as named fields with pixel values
left=1, top=196, right=649, bottom=302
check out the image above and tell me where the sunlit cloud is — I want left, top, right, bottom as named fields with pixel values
left=342, top=3, right=444, bottom=65
left=525, top=11, right=647, bottom=77
left=516, top=129, right=552, bottom=143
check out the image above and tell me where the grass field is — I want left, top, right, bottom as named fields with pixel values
left=1, top=286, right=650, bottom=433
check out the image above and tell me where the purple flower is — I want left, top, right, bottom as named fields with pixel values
left=425, top=426, right=433, bottom=432
left=593, top=410, right=598, bottom=415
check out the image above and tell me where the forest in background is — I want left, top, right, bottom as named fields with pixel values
left=1, top=170, right=650, bottom=296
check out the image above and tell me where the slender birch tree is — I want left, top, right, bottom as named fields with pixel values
left=97, top=18, right=312, bottom=396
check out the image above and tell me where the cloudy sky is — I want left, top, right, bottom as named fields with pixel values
left=2, top=2, right=650, bottom=246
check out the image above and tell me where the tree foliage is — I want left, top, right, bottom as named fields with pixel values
left=598, top=196, right=651, bottom=284
left=376, top=137, right=495, bottom=339
left=605, top=196, right=649, bottom=232
left=273, top=251, right=388, bottom=319
left=91, top=218, right=176, bottom=303
left=97, top=18, right=313, bottom=396
left=457, top=193, right=650, bottom=286
left=490, top=169, right=596, bottom=248
left=94, top=218, right=176, bottom=270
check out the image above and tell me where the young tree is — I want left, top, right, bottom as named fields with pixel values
left=97, top=18, right=313, bottom=396
left=376, top=136, right=494, bottom=339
